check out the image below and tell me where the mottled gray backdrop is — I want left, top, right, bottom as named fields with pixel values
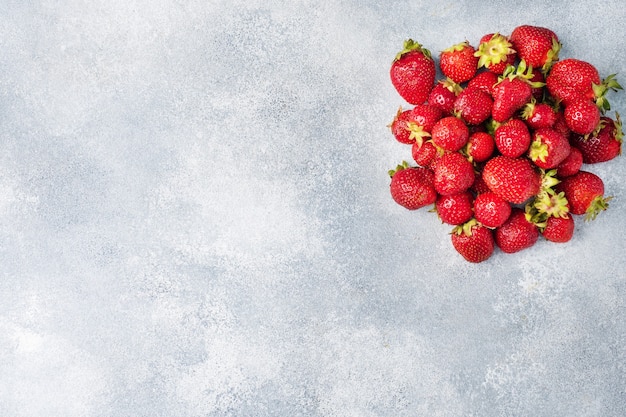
left=1, top=0, right=625, bottom=416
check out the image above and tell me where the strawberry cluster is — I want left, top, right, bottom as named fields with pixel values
left=388, top=25, right=623, bottom=263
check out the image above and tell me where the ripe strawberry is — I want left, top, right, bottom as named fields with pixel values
left=556, top=147, right=583, bottom=178
left=547, top=61, right=622, bottom=111
left=491, top=63, right=541, bottom=123
left=389, top=107, right=415, bottom=144
left=471, top=169, right=492, bottom=195
left=406, top=104, right=443, bottom=145
left=528, top=127, right=571, bottom=169
left=494, top=118, right=531, bottom=158
left=465, top=131, right=495, bottom=163
left=430, top=116, right=470, bottom=152
left=412, top=140, right=439, bottom=168
left=494, top=207, right=539, bottom=253
left=564, top=98, right=600, bottom=135
left=453, top=87, right=493, bottom=125
left=428, top=78, right=462, bottom=115
left=439, top=41, right=479, bottom=84
left=482, top=156, right=540, bottom=204
left=433, top=152, right=475, bottom=196
left=435, top=191, right=474, bottom=225
left=390, top=39, right=436, bottom=105
left=450, top=219, right=495, bottom=263
left=509, top=25, right=561, bottom=70
left=467, top=71, right=499, bottom=96
left=473, top=191, right=512, bottom=228
left=541, top=214, right=575, bottom=243
left=556, top=170, right=612, bottom=220
left=521, top=100, right=556, bottom=129
left=474, top=33, right=517, bottom=75
left=570, top=114, right=623, bottom=163
left=389, top=162, right=437, bottom=210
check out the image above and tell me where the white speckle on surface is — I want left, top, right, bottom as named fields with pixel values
left=1, top=1, right=625, bottom=416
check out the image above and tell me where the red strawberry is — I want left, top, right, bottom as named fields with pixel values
left=390, top=39, right=436, bottom=105
left=439, top=41, right=479, bottom=84
left=494, top=118, right=531, bottom=158
left=406, top=104, right=443, bottom=145
left=431, top=116, right=470, bottom=152
left=491, top=63, right=541, bottom=123
left=494, top=207, right=539, bottom=253
left=541, top=214, right=575, bottom=243
left=428, top=78, right=461, bottom=115
left=556, top=170, right=612, bottom=220
left=473, top=191, right=512, bottom=228
left=556, top=147, right=583, bottom=178
left=528, top=127, right=571, bottom=169
left=433, top=152, right=475, bottom=196
left=482, top=156, right=540, bottom=204
left=546, top=58, right=600, bottom=104
left=521, top=100, right=556, bottom=129
left=467, top=71, right=499, bottom=96
left=465, top=131, right=495, bottom=163
left=450, top=220, right=495, bottom=263
left=474, top=33, right=517, bottom=75
left=509, top=25, right=561, bottom=70
left=388, top=107, right=414, bottom=144
left=453, top=87, right=493, bottom=125
left=389, top=162, right=437, bottom=210
left=435, top=191, right=474, bottom=225
left=553, top=110, right=571, bottom=138
left=570, top=114, right=623, bottom=163
left=564, top=99, right=600, bottom=135
left=412, top=140, right=439, bottom=168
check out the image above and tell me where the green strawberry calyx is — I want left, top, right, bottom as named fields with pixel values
left=534, top=189, right=570, bottom=219
left=388, top=160, right=411, bottom=177
left=474, top=33, right=515, bottom=68
left=498, top=60, right=545, bottom=88
left=394, top=39, right=432, bottom=62
left=592, top=74, right=623, bottom=113
left=529, top=136, right=549, bottom=164
left=542, top=37, right=562, bottom=72
left=451, top=219, right=479, bottom=237
left=585, top=195, right=613, bottom=221
left=406, top=121, right=431, bottom=146
left=443, top=41, right=471, bottom=54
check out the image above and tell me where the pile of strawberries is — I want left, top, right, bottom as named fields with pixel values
left=388, top=25, right=623, bottom=263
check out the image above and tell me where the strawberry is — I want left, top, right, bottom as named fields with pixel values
left=468, top=71, right=499, bottom=97
left=564, top=98, right=600, bottom=135
left=482, top=156, right=540, bottom=204
left=552, top=109, right=571, bottom=138
left=430, top=116, right=470, bottom=152
left=494, top=207, right=539, bottom=253
left=428, top=78, right=461, bottom=115
left=465, top=131, right=495, bottom=163
left=471, top=169, right=492, bottom=195
left=389, top=107, right=415, bottom=144
left=546, top=58, right=600, bottom=104
left=433, top=152, right=475, bottom=196
left=528, top=127, right=571, bottom=169
left=494, top=118, right=531, bottom=158
left=450, top=219, right=495, bottom=263
left=474, top=33, right=517, bottom=75
left=435, top=191, right=474, bottom=225
left=556, top=147, right=583, bottom=178
left=439, top=41, right=479, bottom=84
left=453, top=87, right=493, bottom=125
left=389, top=162, right=437, bottom=210
left=406, top=104, right=443, bottom=145
left=521, top=100, right=556, bottom=129
left=473, top=191, right=512, bottom=228
left=556, top=170, right=612, bottom=220
left=541, top=215, right=575, bottom=243
left=529, top=68, right=546, bottom=100
left=491, top=63, right=542, bottom=123
left=390, top=39, right=436, bottom=105
left=509, top=25, right=561, bottom=70
left=412, top=140, right=439, bottom=168
left=570, top=114, right=623, bottom=163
